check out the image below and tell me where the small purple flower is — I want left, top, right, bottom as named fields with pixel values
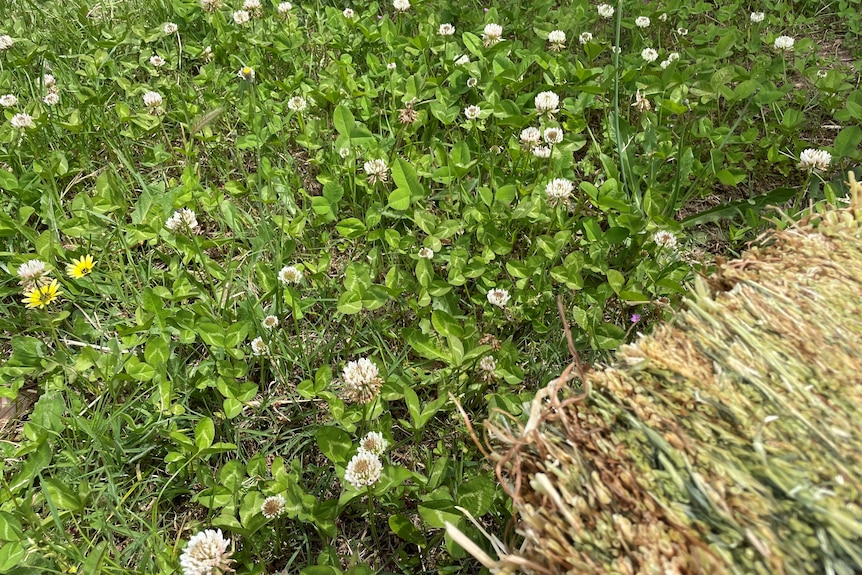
left=630, top=313, right=641, bottom=323
left=484, top=7, right=489, bottom=11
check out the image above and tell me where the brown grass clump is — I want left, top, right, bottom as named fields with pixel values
left=448, top=175, right=862, bottom=575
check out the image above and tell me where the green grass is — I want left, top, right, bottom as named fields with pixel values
left=0, top=0, right=860, bottom=573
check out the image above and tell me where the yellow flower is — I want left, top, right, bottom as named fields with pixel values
left=23, top=279, right=62, bottom=309
left=66, top=255, right=95, bottom=278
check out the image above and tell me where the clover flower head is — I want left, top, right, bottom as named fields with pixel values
left=439, top=23, right=455, bottom=36
left=533, top=145, right=551, bottom=159
left=278, top=265, right=303, bottom=284
left=798, top=148, right=831, bottom=172
left=163, top=22, right=178, bottom=34
left=342, top=7, right=355, bottom=18
left=774, top=35, right=795, bottom=51
left=233, top=9, right=251, bottom=24
left=653, top=230, right=678, bottom=249
left=750, top=11, right=765, bottom=23
left=17, top=259, right=49, bottom=289
left=534, top=90, right=560, bottom=114
left=277, top=2, right=292, bottom=16
left=393, top=0, right=410, bottom=12
left=597, top=4, right=614, bottom=18
left=363, top=159, right=389, bottom=185
left=344, top=451, right=383, bottom=489
left=262, top=315, right=279, bottom=329
left=454, top=54, right=471, bottom=65
left=150, top=54, right=166, bottom=67
left=641, top=48, right=659, bottom=62
left=43, top=93, right=60, bottom=106
left=359, top=431, right=389, bottom=456
left=287, top=95, right=307, bottom=112
left=200, top=0, right=222, bottom=12
left=242, top=0, right=262, bottom=16
left=143, top=91, right=163, bottom=109
left=418, top=247, right=434, bottom=259
left=341, top=357, right=382, bottom=404
left=520, top=126, right=541, bottom=148
left=635, top=16, right=650, bottom=28
left=11, top=113, right=34, bottom=129
left=179, top=529, right=232, bottom=575
left=482, top=23, right=503, bottom=47
left=467, top=77, right=478, bottom=88
left=578, top=31, right=592, bottom=45
left=547, top=30, right=566, bottom=50
left=543, top=127, right=563, bottom=145
left=0, top=35, right=15, bottom=50
left=250, top=336, right=267, bottom=356
left=487, top=288, right=510, bottom=308
left=165, top=208, right=199, bottom=233
left=261, top=495, right=286, bottom=518
left=464, top=104, right=481, bottom=120
left=545, top=178, right=574, bottom=206
left=0, top=94, right=18, bottom=107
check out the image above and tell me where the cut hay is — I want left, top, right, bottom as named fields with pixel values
left=449, top=175, right=862, bottom=575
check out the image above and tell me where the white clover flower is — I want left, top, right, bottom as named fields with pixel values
left=339, top=147, right=350, bottom=158
left=341, top=357, right=382, bottom=403
left=262, top=315, right=279, bottom=329
left=344, top=451, right=383, bottom=489
left=0, top=94, right=17, bottom=107
left=179, top=529, right=232, bottom=575
left=798, top=148, right=831, bottom=172
left=750, top=11, right=765, bottom=23
left=43, top=93, right=60, bottom=106
left=641, top=48, right=659, bottom=62
left=163, top=22, right=178, bottom=34
left=43, top=74, right=56, bottom=90
left=200, top=0, right=222, bottom=11
left=359, top=431, right=389, bottom=456
left=150, top=55, right=166, bottom=67
left=363, top=158, right=389, bottom=185
left=543, top=126, right=563, bottom=145
left=545, top=178, right=574, bottom=205
left=287, top=95, right=307, bottom=112
left=454, top=54, right=471, bottom=65
left=0, top=35, right=14, bottom=50
left=774, top=35, right=794, bottom=51
left=278, top=265, right=303, bottom=284
left=143, top=91, right=163, bottom=108
left=233, top=9, right=251, bottom=24
left=418, top=247, right=434, bottom=259
left=479, top=355, right=496, bottom=373
left=392, top=0, right=410, bottom=12
left=342, top=7, right=355, bottom=18
left=261, top=495, right=286, bottom=518
left=467, top=77, right=478, bottom=88
left=482, top=23, right=503, bottom=47
left=386, top=62, right=397, bottom=70
left=611, top=45, right=621, bottom=54
left=660, top=59, right=671, bottom=69
left=439, top=23, right=455, bottom=36
left=578, top=31, right=593, bottom=45
left=816, top=69, right=828, bottom=79
left=677, top=27, right=688, bottom=36
left=632, top=89, right=651, bottom=112
left=464, top=104, right=481, bottom=120
left=547, top=30, right=566, bottom=50
left=668, top=52, right=680, bottom=62
left=597, top=4, right=614, bottom=18
left=165, top=208, right=199, bottom=233
left=635, top=16, right=650, bottom=28
left=250, top=336, right=267, bottom=356
left=17, top=260, right=48, bottom=285
left=277, top=2, right=292, bottom=15
left=653, top=230, right=678, bottom=250
left=520, top=126, right=541, bottom=148
left=487, top=288, right=510, bottom=308
left=242, top=0, right=262, bottom=16
left=10, top=113, right=34, bottom=129
left=658, top=12, right=667, bottom=22
left=533, top=145, right=551, bottom=159
left=238, top=66, right=255, bottom=81
left=534, top=90, right=560, bottom=114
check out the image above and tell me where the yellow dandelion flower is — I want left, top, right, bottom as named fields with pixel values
left=66, top=255, right=95, bottom=279
left=23, top=279, right=62, bottom=309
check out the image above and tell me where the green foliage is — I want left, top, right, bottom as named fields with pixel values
left=0, top=0, right=859, bottom=572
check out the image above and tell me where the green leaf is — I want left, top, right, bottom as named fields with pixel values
left=300, top=567, right=341, bottom=575
left=41, top=476, right=84, bottom=512
left=315, top=426, right=352, bottom=463
left=387, top=188, right=411, bottom=210
left=404, top=329, right=449, bottom=362
left=195, top=417, right=215, bottom=450
left=0, top=513, right=23, bottom=542
left=389, top=514, right=426, bottom=545
left=0, top=542, right=25, bottom=571
left=335, top=217, right=366, bottom=238
left=144, top=336, right=169, bottom=365
left=682, top=187, right=796, bottom=227
left=333, top=105, right=356, bottom=136
left=392, top=158, right=424, bottom=200
left=223, top=398, right=243, bottom=419
left=833, top=125, right=862, bottom=158
left=336, top=291, right=363, bottom=315
left=456, top=476, right=496, bottom=517
left=418, top=499, right=461, bottom=529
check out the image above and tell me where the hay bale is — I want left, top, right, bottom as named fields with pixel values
left=448, top=176, right=862, bottom=575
